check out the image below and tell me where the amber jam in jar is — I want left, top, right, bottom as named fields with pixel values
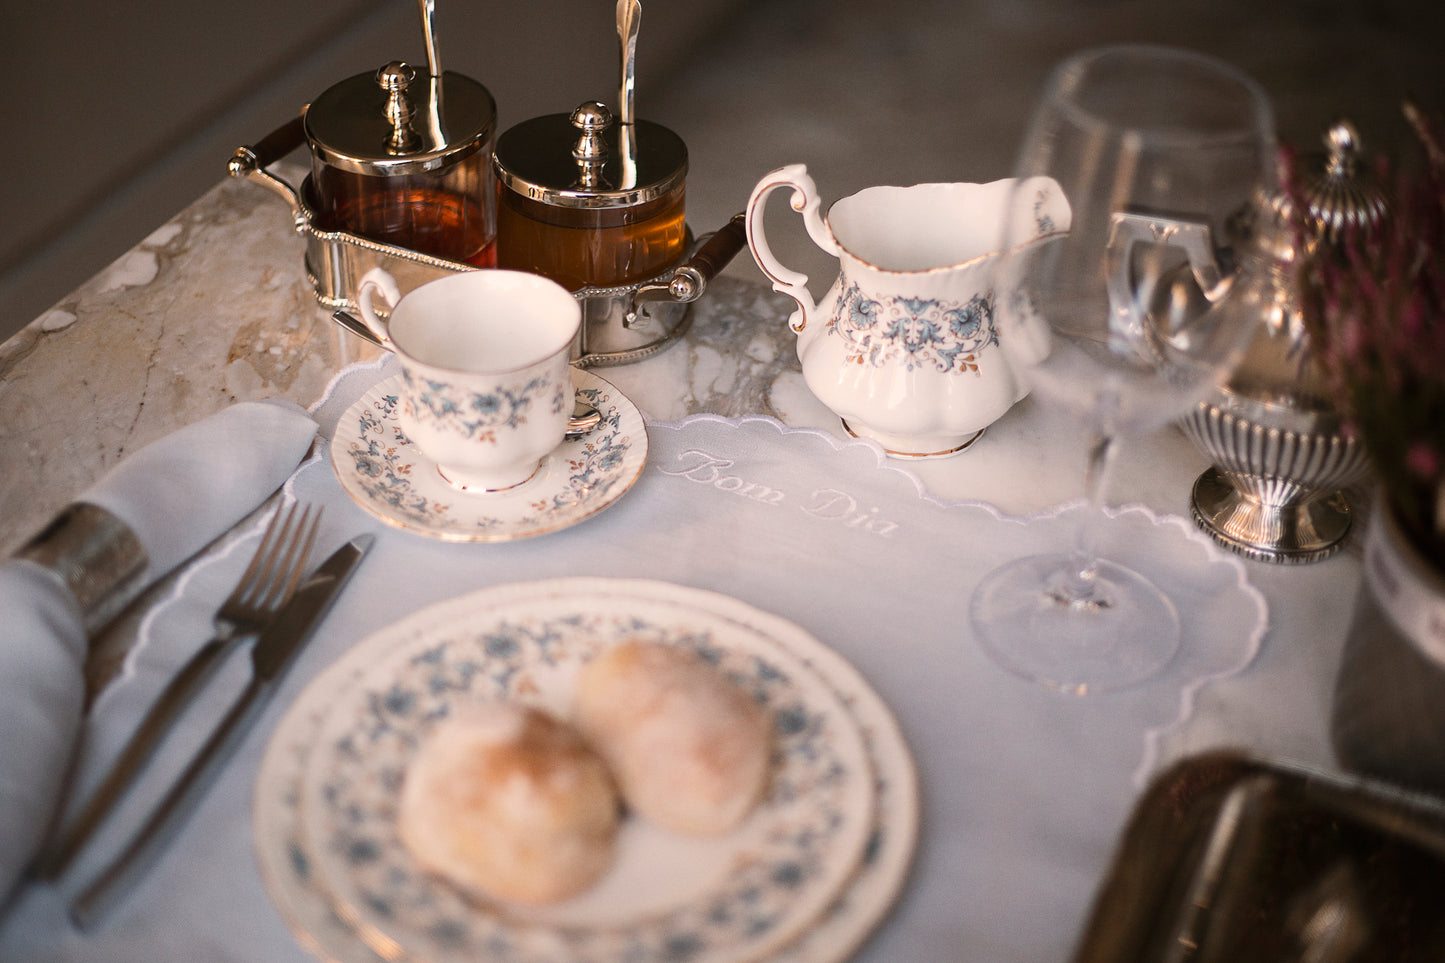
left=315, top=167, right=497, bottom=267
left=493, top=103, right=688, bottom=292
left=496, top=182, right=684, bottom=289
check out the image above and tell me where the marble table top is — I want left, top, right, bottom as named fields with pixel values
left=0, top=155, right=1395, bottom=963
left=2, top=160, right=1365, bottom=783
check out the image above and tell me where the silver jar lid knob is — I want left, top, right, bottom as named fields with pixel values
left=377, top=61, right=419, bottom=154
left=304, top=62, right=495, bottom=176
left=1299, top=120, right=1389, bottom=243
left=494, top=100, right=686, bottom=210
left=570, top=101, right=613, bottom=188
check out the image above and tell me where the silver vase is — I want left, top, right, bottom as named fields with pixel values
left=1331, top=497, right=1445, bottom=796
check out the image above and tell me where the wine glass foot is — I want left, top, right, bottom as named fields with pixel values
left=969, top=553, right=1182, bottom=695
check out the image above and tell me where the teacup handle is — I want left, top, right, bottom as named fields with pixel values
left=745, top=163, right=837, bottom=332
left=355, top=267, right=402, bottom=351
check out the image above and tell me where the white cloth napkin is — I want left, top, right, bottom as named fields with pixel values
left=0, top=400, right=317, bottom=908
left=80, top=401, right=319, bottom=587
left=0, top=360, right=1268, bottom=962
left=0, top=565, right=87, bottom=907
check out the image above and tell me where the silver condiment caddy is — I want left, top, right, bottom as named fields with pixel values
left=227, top=0, right=744, bottom=368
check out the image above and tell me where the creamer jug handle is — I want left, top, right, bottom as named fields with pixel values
left=745, top=164, right=836, bottom=332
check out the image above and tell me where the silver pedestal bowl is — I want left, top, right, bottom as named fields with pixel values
left=1182, top=392, right=1370, bottom=564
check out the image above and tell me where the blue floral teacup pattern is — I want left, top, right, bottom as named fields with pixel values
left=394, top=361, right=572, bottom=491
left=832, top=278, right=997, bottom=374
left=401, top=368, right=567, bottom=443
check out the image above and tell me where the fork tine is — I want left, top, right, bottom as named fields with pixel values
left=240, top=504, right=304, bottom=608
left=228, top=503, right=294, bottom=605
left=291, top=509, right=322, bottom=594
left=261, top=506, right=321, bottom=612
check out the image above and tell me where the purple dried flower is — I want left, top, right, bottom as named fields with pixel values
left=1290, top=102, right=1445, bottom=565
left=1407, top=442, right=1441, bottom=481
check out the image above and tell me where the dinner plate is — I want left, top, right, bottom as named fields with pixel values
left=330, top=370, right=646, bottom=541
left=297, top=586, right=874, bottom=962
left=254, top=579, right=917, bottom=963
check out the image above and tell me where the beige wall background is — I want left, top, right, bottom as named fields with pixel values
left=6, top=0, right=1443, bottom=346
left=1, top=0, right=743, bottom=342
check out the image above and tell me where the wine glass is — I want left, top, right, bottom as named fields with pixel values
left=969, top=45, right=1276, bottom=694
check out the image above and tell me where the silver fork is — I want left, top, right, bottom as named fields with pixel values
left=33, top=501, right=321, bottom=881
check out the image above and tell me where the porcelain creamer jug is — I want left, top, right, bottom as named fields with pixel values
left=745, top=164, right=1068, bottom=457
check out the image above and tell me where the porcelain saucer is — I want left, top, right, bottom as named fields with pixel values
left=330, top=369, right=647, bottom=541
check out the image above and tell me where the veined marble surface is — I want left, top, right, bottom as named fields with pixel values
left=2, top=161, right=1211, bottom=559
left=0, top=170, right=798, bottom=557
left=0, top=149, right=1373, bottom=816
left=1, top=172, right=349, bottom=556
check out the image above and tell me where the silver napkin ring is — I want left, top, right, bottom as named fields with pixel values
left=13, top=503, right=148, bottom=636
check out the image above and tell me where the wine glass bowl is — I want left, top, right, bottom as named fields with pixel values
left=969, top=45, right=1276, bottom=694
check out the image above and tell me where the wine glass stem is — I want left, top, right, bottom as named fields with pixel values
left=1057, top=433, right=1117, bottom=608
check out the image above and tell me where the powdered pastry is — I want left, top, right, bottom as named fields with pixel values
left=397, top=702, right=620, bottom=905
left=575, top=640, right=772, bottom=834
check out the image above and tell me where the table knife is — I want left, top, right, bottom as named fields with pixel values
left=67, top=532, right=374, bottom=929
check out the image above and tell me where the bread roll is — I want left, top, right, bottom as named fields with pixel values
left=397, top=702, right=620, bottom=905
left=576, top=640, right=771, bottom=835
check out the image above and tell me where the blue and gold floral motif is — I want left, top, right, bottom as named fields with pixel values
left=401, top=369, right=566, bottom=442
left=831, top=278, right=998, bottom=374
left=1032, top=183, right=1060, bottom=235
left=332, top=371, right=647, bottom=540
left=301, top=604, right=864, bottom=962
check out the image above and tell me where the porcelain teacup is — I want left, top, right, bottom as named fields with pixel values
left=745, top=164, right=1069, bottom=457
left=356, top=267, right=582, bottom=492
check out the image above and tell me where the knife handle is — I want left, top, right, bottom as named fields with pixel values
left=32, top=632, right=236, bottom=882
left=68, top=676, right=265, bottom=930
left=67, top=533, right=372, bottom=928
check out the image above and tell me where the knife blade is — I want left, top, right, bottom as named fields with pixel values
left=67, top=533, right=374, bottom=929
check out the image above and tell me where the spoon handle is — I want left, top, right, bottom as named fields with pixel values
left=616, top=0, right=640, bottom=126
left=417, top=0, right=441, bottom=77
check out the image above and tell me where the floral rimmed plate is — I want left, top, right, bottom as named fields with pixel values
left=253, top=579, right=919, bottom=963
left=329, top=370, right=646, bottom=541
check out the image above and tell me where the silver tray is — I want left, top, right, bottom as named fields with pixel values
left=1074, top=751, right=1445, bottom=962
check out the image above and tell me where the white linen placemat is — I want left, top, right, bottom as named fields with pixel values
left=0, top=357, right=1265, bottom=962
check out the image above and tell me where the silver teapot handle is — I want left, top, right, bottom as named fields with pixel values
left=227, top=114, right=308, bottom=232
left=1105, top=210, right=1229, bottom=343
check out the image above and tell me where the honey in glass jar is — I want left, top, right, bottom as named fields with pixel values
left=493, top=101, right=688, bottom=290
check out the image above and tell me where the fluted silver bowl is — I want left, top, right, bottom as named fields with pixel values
left=1181, top=392, right=1372, bottom=563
